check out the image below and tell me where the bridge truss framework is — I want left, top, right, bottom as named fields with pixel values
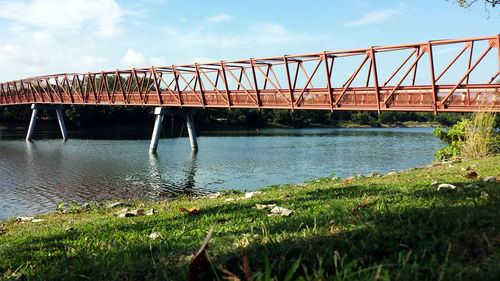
left=0, top=35, right=499, bottom=113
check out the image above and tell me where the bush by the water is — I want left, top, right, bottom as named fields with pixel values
left=433, top=111, right=499, bottom=160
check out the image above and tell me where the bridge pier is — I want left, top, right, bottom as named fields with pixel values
left=186, top=113, right=198, bottom=152
left=149, top=107, right=198, bottom=154
left=149, top=107, right=166, bottom=154
left=26, top=104, right=40, bottom=141
left=55, top=105, right=68, bottom=140
left=26, top=104, right=68, bottom=141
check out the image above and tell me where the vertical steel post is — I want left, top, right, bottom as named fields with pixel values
left=26, top=104, right=40, bottom=141
left=427, top=42, right=438, bottom=114
left=149, top=107, right=165, bottom=154
left=55, top=105, right=68, bottom=140
left=369, top=48, right=381, bottom=113
left=186, top=113, right=198, bottom=152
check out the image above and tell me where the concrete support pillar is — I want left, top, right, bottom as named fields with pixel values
left=149, top=107, right=165, bottom=154
left=186, top=114, right=198, bottom=151
left=55, top=105, right=68, bottom=140
left=26, top=104, right=40, bottom=141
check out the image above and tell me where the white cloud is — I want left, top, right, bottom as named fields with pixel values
left=248, top=23, right=301, bottom=44
left=0, top=45, right=40, bottom=64
left=192, top=57, right=217, bottom=64
left=0, top=0, right=123, bottom=37
left=158, top=22, right=325, bottom=65
left=206, top=14, right=232, bottom=23
left=32, top=31, right=55, bottom=44
left=344, top=7, right=406, bottom=26
left=150, top=56, right=166, bottom=66
left=74, top=56, right=108, bottom=72
left=220, top=37, right=238, bottom=48
left=121, top=49, right=146, bottom=68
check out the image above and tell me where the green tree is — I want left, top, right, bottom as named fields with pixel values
left=452, top=0, right=499, bottom=8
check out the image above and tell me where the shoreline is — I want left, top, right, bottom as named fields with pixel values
left=1, top=157, right=446, bottom=222
left=1, top=156, right=499, bottom=279
left=1, top=156, right=498, bottom=280
left=0, top=157, right=481, bottom=222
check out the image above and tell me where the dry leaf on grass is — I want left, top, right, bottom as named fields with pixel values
left=243, top=192, right=255, bottom=199
left=14, top=217, right=45, bottom=223
left=255, top=203, right=276, bottom=210
left=188, top=222, right=220, bottom=281
left=218, top=252, right=253, bottom=281
left=107, top=202, right=130, bottom=208
left=465, top=171, right=478, bottom=179
left=14, top=217, right=34, bottom=223
left=204, top=192, right=221, bottom=199
left=268, top=206, right=294, bottom=217
left=242, top=252, right=252, bottom=280
left=179, top=207, right=200, bottom=215
left=119, top=209, right=145, bottom=218
left=148, top=232, right=162, bottom=239
left=218, top=267, right=241, bottom=281
left=437, top=183, right=457, bottom=191
left=483, top=176, right=497, bottom=183
left=352, top=204, right=370, bottom=216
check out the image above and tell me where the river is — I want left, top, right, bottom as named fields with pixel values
left=0, top=127, right=440, bottom=220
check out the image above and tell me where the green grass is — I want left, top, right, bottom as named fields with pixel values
left=1, top=157, right=499, bottom=280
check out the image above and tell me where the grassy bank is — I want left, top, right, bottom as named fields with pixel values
left=1, top=157, right=499, bottom=280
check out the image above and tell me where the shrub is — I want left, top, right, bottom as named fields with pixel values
left=433, top=111, right=498, bottom=160
left=460, top=111, right=497, bottom=159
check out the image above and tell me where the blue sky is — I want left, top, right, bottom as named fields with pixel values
left=0, top=0, right=498, bottom=82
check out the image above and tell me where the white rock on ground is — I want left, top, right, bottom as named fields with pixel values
left=437, top=183, right=457, bottom=191
left=107, top=202, right=129, bottom=208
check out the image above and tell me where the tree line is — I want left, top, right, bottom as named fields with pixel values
left=2, top=105, right=495, bottom=130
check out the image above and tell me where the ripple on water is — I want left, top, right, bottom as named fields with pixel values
left=0, top=128, right=440, bottom=219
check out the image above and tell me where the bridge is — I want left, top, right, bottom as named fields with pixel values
left=0, top=35, right=499, bottom=152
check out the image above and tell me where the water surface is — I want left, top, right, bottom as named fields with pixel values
left=0, top=127, right=439, bottom=219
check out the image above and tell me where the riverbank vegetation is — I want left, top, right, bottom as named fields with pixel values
left=433, top=111, right=499, bottom=160
left=1, top=156, right=499, bottom=280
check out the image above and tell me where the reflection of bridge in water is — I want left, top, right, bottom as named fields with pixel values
left=147, top=151, right=198, bottom=197
left=0, top=35, right=499, bottom=152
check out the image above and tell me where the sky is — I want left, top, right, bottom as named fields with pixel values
left=0, top=0, right=498, bottom=82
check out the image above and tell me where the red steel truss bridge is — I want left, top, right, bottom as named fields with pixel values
left=1, top=35, right=499, bottom=113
